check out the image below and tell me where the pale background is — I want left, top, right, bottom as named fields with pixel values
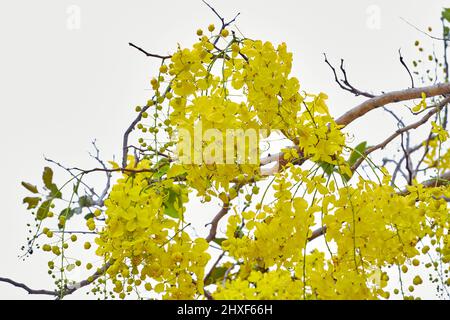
left=0, top=0, right=448, bottom=299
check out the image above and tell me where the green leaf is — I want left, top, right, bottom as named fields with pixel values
left=73, top=182, right=80, bottom=194
left=205, top=266, right=228, bottom=286
left=42, top=167, right=54, bottom=189
left=167, top=165, right=187, bottom=179
left=154, top=164, right=170, bottom=179
left=339, top=141, right=368, bottom=182
left=58, top=207, right=82, bottom=228
left=48, top=184, right=62, bottom=199
left=442, top=8, right=450, bottom=23
left=318, top=161, right=335, bottom=176
left=213, top=238, right=226, bottom=246
left=444, top=26, right=449, bottom=37
left=42, top=167, right=62, bottom=199
left=78, top=195, right=93, bottom=208
left=66, top=264, right=75, bottom=272
left=23, top=197, right=41, bottom=209
left=59, top=208, right=75, bottom=221
left=84, top=212, right=95, bottom=220
left=21, top=182, right=38, bottom=194
left=36, top=200, right=52, bottom=220
left=348, top=141, right=367, bottom=167
left=163, top=188, right=181, bottom=218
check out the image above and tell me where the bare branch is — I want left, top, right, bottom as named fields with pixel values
left=323, top=54, right=375, bottom=98
left=204, top=251, right=226, bottom=283
left=351, top=96, right=450, bottom=171
left=202, top=0, right=240, bottom=30
left=89, top=140, right=111, bottom=206
left=1, top=259, right=111, bottom=299
left=61, top=261, right=112, bottom=298
left=390, top=134, right=435, bottom=185
left=0, top=277, right=56, bottom=296
left=202, top=0, right=240, bottom=45
left=45, top=157, right=99, bottom=198
left=336, top=83, right=450, bottom=127
left=128, top=42, right=172, bottom=61
left=398, top=48, right=415, bottom=88
left=400, top=17, right=449, bottom=41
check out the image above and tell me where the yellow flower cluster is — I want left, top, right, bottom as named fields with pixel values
left=222, top=171, right=316, bottom=269
left=95, top=158, right=210, bottom=299
left=25, top=25, right=449, bottom=300
left=233, top=40, right=301, bottom=131
left=214, top=269, right=303, bottom=299
left=161, top=36, right=346, bottom=196
left=215, top=165, right=449, bottom=299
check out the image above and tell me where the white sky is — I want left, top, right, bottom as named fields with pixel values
left=0, top=0, right=448, bottom=299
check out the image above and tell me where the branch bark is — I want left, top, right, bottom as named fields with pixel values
left=0, top=261, right=111, bottom=299
left=351, top=96, right=450, bottom=171
left=336, top=83, right=450, bottom=127
left=0, top=277, right=56, bottom=296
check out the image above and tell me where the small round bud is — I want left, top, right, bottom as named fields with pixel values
left=159, top=65, right=168, bottom=73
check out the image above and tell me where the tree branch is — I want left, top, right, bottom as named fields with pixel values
left=351, top=96, right=450, bottom=172
left=0, top=277, right=56, bottom=296
left=206, top=204, right=231, bottom=243
left=398, top=48, right=415, bottom=88
left=336, top=83, right=450, bottom=127
left=0, top=260, right=112, bottom=299
left=258, top=84, right=450, bottom=173
left=61, top=262, right=111, bottom=297
left=128, top=42, right=172, bottom=61
left=323, top=54, right=375, bottom=98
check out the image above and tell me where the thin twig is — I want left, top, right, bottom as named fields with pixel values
left=323, top=53, right=375, bottom=98
left=400, top=17, right=448, bottom=41
left=128, top=42, right=172, bottom=61
left=398, top=48, right=415, bottom=88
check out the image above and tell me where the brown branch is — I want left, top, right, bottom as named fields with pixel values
left=335, top=83, right=450, bottom=127
left=122, top=105, right=153, bottom=168
left=128, top=42, right=172, bottom=60
left=308, top=226, right=327, bottom=242
left=202, top=0, right=240, bottom=46
left=351, top=96, right=450, bottom=171
left=419, top=171, right=450, bottom=188
left=258, top=84, right=450, bottom=174
left=204, top=251, right=226, bottom=283
left=399, top=171, right=450, bottom=196
left=61, top=262, right=111, bottom=298
left=0, top=277, right=56, bottom=296
left=75, top=167, right=156, bottom=175
left=398, top=48, right=415, bottom=88
left=0, top=260, right=111, bottom=298
left=323, top=54, right=375, bottom=98
left=205, top=204, right=230, bottom=243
